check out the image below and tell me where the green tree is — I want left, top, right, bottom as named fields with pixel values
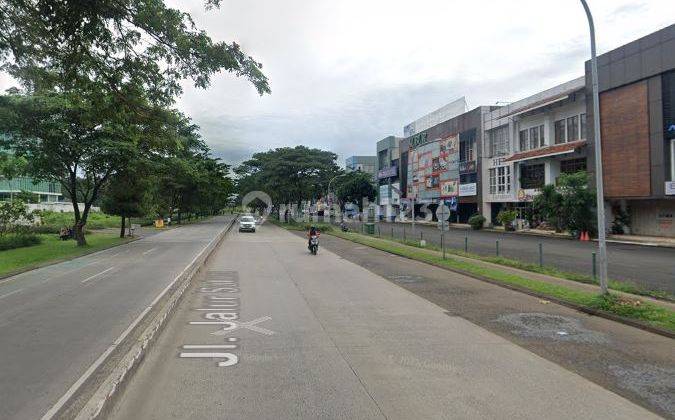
left=334, top=171, right=376, bottom=211
left=101, top=164, right=150, bottom=238
left=532, top=184, right=563, bottom=231
left=235, top=146, right=341, bottom=208
left=0, top=0, right=269, bottom=245
left=558, top=171, right=596, bottom=237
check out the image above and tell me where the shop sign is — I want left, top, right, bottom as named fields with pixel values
left=440, top=180, right=459, bottom=197
left=409, top=132, right=429, bottom=148
left=517, top=188, right=539, bottom=202
left=665, top=181, right=675, bottom=196
left=378, top=165, right=398, bottom=179
left=459, top=183, right=477, bottom=197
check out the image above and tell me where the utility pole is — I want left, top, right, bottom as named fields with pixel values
left=581, top=0, right=608, bottom=294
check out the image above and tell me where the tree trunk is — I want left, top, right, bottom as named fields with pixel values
left=120, top=216, right=126, bottom=238
left=75, top=222, right=87, bottom=246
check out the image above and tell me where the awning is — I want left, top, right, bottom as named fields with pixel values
left=504, top=139, right=587, bottom=163
left=500, top=87, right=581, bottom=118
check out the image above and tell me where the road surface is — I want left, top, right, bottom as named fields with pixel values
left=0, top=216, right=232, bottom=420
left=346, top=220, right=675, bottom=294
left=109, top=223, right=662, bottom=420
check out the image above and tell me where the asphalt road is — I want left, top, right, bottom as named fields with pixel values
left=0, top=216, right=232, bottom=420
left=345, top=220, right=675, bottom=294
left=109, top=223, right=660, bottom=420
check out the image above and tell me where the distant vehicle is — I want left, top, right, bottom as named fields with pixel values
left=239, top=215, right=256, bottom=232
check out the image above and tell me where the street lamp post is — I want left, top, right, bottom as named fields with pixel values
left=580, top=0, right=608, bottom=294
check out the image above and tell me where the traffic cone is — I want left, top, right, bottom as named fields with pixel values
left=582, top=231, right=590, bottom=241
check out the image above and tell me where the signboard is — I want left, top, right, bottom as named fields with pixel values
left=459, top=160, right=476, bottom=173
left=377, top=165, right=398, bottom=179
left=447, top=197, right=458, bottom=211
left=517, top=188, right=539, bottom=202
left=459, top=183, right=477, bottom=197
left=440, top=180, right=459, bottom=197
left=666, top=181, right=675, bottom=196
left=436, top=204, right=450, bottom=231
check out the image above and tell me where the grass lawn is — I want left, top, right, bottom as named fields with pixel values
left=0, top=232, right=130, bottom=278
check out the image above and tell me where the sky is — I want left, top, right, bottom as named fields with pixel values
left=2, top=0, right=674, bottom=167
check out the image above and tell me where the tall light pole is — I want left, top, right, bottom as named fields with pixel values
left=580, top=0, right=608, bottom=294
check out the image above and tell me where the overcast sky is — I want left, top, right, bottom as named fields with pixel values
left=2, top=1, right=674, bottom=167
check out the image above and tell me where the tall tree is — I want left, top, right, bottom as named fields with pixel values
left=0, top=0, right=269, bottom=245
left=334, top=171, right=377, bottom=211
left=235, top=146, right=341, bottom=208
left=101, top=163, right=150, bottom=238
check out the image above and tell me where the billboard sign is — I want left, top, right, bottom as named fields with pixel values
left=459, top=183, right=477, bottom=197
left=378, top=165, right=398, bottom=179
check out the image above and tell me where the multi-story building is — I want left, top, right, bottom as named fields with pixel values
left=0, top=177, right=63, bottom=203
left=376, top=136, right=402, bottom=220
left=345, top=155, right=377, bottom=180
left=585, top=23, right=675, bottom=237
left=481, top=77, right=587, bottom=225
left=403, top=105, right=492, bottom=223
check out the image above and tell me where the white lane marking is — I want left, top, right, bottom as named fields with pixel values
left=80, top=267, right=116, bottom=284
left=0, top=289, right=23, bottom=300
left=182, top=345, right=237, bottom=349
left=142, top=247, right=157, bottom=256
left=209, top=316, right=275, bottom=336
left=40, top=219, right=234, bottom=420
left=38, top=306, right=152, bottom=420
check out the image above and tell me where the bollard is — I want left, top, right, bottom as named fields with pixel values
left=378, top=224, right=380, bottom=237
left=592, top=252, right=597, bottom=281
left=420, top=231, right=423, bottom=241
left=538, top=243, right=543, bottom=267
left=496, top=240, right=500, bottom=257
left=403, top=225, right=406, bottom=242
left=442, top=234, right=445, bottom=259
left=391, top=226, right=394, bottom=238
left=464, top=236, right=468, bottom=253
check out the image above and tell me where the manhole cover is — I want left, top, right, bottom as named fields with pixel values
left=609, top=364, right=675, bottom=414
left=496, top=313, right=608, bottom=344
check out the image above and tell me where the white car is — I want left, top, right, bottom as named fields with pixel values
left=239, top=215, right=256, bottom=232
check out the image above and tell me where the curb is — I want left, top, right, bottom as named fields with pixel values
left=69, top=217, right=237, bottom=420
left=326, top=232, right=675, bottom=340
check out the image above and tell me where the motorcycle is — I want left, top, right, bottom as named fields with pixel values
left=309, top=235, right=319, bottom=255
left=340, top=222, right=349, bottom=232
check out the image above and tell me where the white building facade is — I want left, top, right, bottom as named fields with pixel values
left=481, top=77, right=588, bottom=226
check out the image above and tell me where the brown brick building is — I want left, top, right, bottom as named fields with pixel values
left=586, top=24, right=675, bottom=237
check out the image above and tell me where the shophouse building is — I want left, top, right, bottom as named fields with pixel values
left=481, top=77, right=587, bottom=225
left=376, top=136, right=402, bottom=219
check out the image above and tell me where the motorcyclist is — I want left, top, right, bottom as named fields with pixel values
left=307, top=225, right=320, bottom=249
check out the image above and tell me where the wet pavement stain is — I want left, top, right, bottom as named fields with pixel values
left=496, top=313, right=609, bottom=344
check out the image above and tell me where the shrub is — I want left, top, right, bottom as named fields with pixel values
left=468, top=214, right=486, bottom=230
left=0, top=234, right=42, bottom=251
left=497, top=210, right=517, bottom=227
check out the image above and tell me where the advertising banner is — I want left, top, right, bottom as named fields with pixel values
left=440, top=180, right=459, bottom=197
left=459, top=182, right=477, bottom=197
left=377, top=165, right=398, bottom=179
left=408, top=134, right=460, bottom=201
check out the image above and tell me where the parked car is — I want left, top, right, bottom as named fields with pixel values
left=239, top=215, right=256, bottom=232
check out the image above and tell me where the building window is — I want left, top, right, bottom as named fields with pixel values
left=460, top=173, right=477, bottom=184
left=488, top=126, right=509, bottom=157
left=560, top=158, right=587, bottom=174
left=567, top=115, right=579, bottom=141
left=460, top=138, right=475, bottom=162
left=520, top=125, right=544, bottom=151
left=555, top=120, right=566, bottom=144
left=580, top=113, right=587, bottom=139
left=489, top=166, right=511, bottom=194
left=520, top=164, right=545, bottom=189
left=519, top=129, right=528, bottom=151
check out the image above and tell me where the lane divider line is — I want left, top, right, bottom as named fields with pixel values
left=0, top=288, right=23, bottom=300
left=40, top=217, right=237, bottom=420
left=80, top=267, right=116, bottom=284
left=142, top=247, right=157, bottom=256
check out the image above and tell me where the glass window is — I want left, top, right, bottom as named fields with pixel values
left=567, top=115, right=579, bottom=141
left=529, top=127, right=539, bottom=150
left=560, top=158, right=587, bottom=174
left=519, top=129, right=529, bottom=151
left=580, top=113, right=587, bottom=139
left=489, top=126, right=509, bottom=157
left=520, top=164, right=545, bottom=189
left=555, top=120, right=566, bottom=144
left=489, top=168, right=497, bottom=194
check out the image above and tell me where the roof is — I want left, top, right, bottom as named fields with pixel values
left=504, top=140, right=587, bottom=163
left=500, top=87, right=581, bottom=119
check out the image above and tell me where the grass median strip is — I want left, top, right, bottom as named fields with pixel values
left=281, top=223, right=674, bottom=334
left=0, top=232, right=130, bottom=278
